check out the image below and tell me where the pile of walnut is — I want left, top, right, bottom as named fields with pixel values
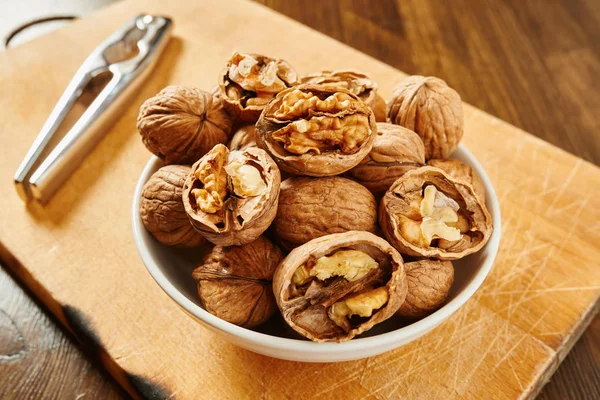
left=138, top=52, right=493, bottom=343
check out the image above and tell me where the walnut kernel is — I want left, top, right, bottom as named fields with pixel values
left=190, top=145, right=228, bottom=213
left=292, top=250, right=379, bottom=285
left=256, top=84, right=377, bottom=176
left=329, top=287, right=389, bottom=331
left=301, top=70, right=377, bottom=102
left=271, top=90, right=371, bottom=155
left=301, top=69, right=386, bottom=121
left=219, top=52, right=298, bottom=123
left=225, top=152, right=267, bottom=197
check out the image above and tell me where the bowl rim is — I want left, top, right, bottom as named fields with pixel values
left=132, top=143, right=501, bottom=355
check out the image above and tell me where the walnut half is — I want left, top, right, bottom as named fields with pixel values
left=256, top=84, right=377, bottom=176
left=427, top=158, right=486, bottom=202
left=379, top=166, right=493, bottom=260
left=183, top=144, right=281, bottom=246
left=273, top=231, right=407, bottom=342
left=218, top=52, right=299, bottom=123
left=301, top=69, right=386, bottom=122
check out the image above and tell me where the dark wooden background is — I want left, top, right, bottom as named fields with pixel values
left=1, top=0, right=598, bottom=399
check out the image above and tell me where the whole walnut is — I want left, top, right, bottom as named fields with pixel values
left=183, top=144, right=281, bottom=246
left=140, top=165, right=205, bottom=248
left=256, top=84, right=377, bottom=176
left=372, top=94, right=387, bottom=123
left=273, top=176, right=377, bottom=250
left=346, top=123, right=425, bottom=198
left=397, top=259, right=454, bottom=318
left=379, top=166, right=493, bottom=260
left=273, top=231, right=408, bottom=342
left=193, top=236, right=283, bottom=328
left=219, top=52, right=299, bottom=123
left=228, top=124, right=258, bottom=151
left=427, top=158, right=486, bottom=201
left=137, top=86, right=233, bottom=164
left=388, top=76, right=463, bottom=160
left=301, top=69, right=386, bottom=122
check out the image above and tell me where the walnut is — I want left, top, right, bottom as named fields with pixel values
left=228, top=125, right=258, bottom=151
left=397, top=259, right=454, bottom=318
left=301, top=69, right=386, bottom=122
left=372, top=93, right=387, bottom=122
left=379, top=166, right=493, bottom=260
left=292, top=250, right=379, bottom=284
left=193, top=236, right=283, bottom=328
left=137, top=86, right=233, bottom=164
left=256, top=84, right=377, bottom=176
left=273, top=176, right=377, bottom=250
left=183, top=144, right=280, bottom=246
left=218, top=52, right=299, bottom=123
left=328, top=287, right=389, bottom=330
left=346, top=123, right=425, bottom=198
left=273, top=231, right=408, bottom=342
left=427, top=158, right=486, bottom=201
left=139, top=165, right=206, bottom=248
left=388, top=76, right=463, bottom=160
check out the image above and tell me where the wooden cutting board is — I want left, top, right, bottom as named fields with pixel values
left=0, top=0, right=599, bottom=398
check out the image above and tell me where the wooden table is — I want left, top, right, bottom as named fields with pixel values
left=1, top=0, right=598, bottom=399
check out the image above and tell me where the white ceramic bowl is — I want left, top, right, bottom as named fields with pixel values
left=132, top=144, right=501, bottom=362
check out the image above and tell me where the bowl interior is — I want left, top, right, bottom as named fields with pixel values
left=133, top=144, right=501, bottom=349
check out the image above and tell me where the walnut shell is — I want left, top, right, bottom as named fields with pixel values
left=193, top=236, right=283, bottom=328
left=273, top=176, right=378, bottom=250
left=183, top=144, right=281, bottom=246
left=372, top=93, right=387, bottom=122
left=273, top=231, right=408, bottom=342
left=397, top=259, right=454, bottom=318
left=302, top=69, right=386, bottom=121
left=387, top=76, right=463, bottom=160
left=218, top=52, right=299, bottom=124
left=379, top=166, right=493, bottom=260
left=137, top=86, right=233, bottom=164
left=228, top=124, right=258, bottom=151
left=427, top=158, right=486, bottom=201
left=256, top=84, right=377, bottom=176
left=140, top=165, right=206, bottom=248
left=346, top=123, right=425, bottom=198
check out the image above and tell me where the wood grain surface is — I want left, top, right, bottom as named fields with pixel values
left=254, top=0, right=600, bottom=166
left=0, top=267, right=125, bottom=400
left=0, top=0, right=598, bottom=399
left=246, top=4, right=600, bottom=399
